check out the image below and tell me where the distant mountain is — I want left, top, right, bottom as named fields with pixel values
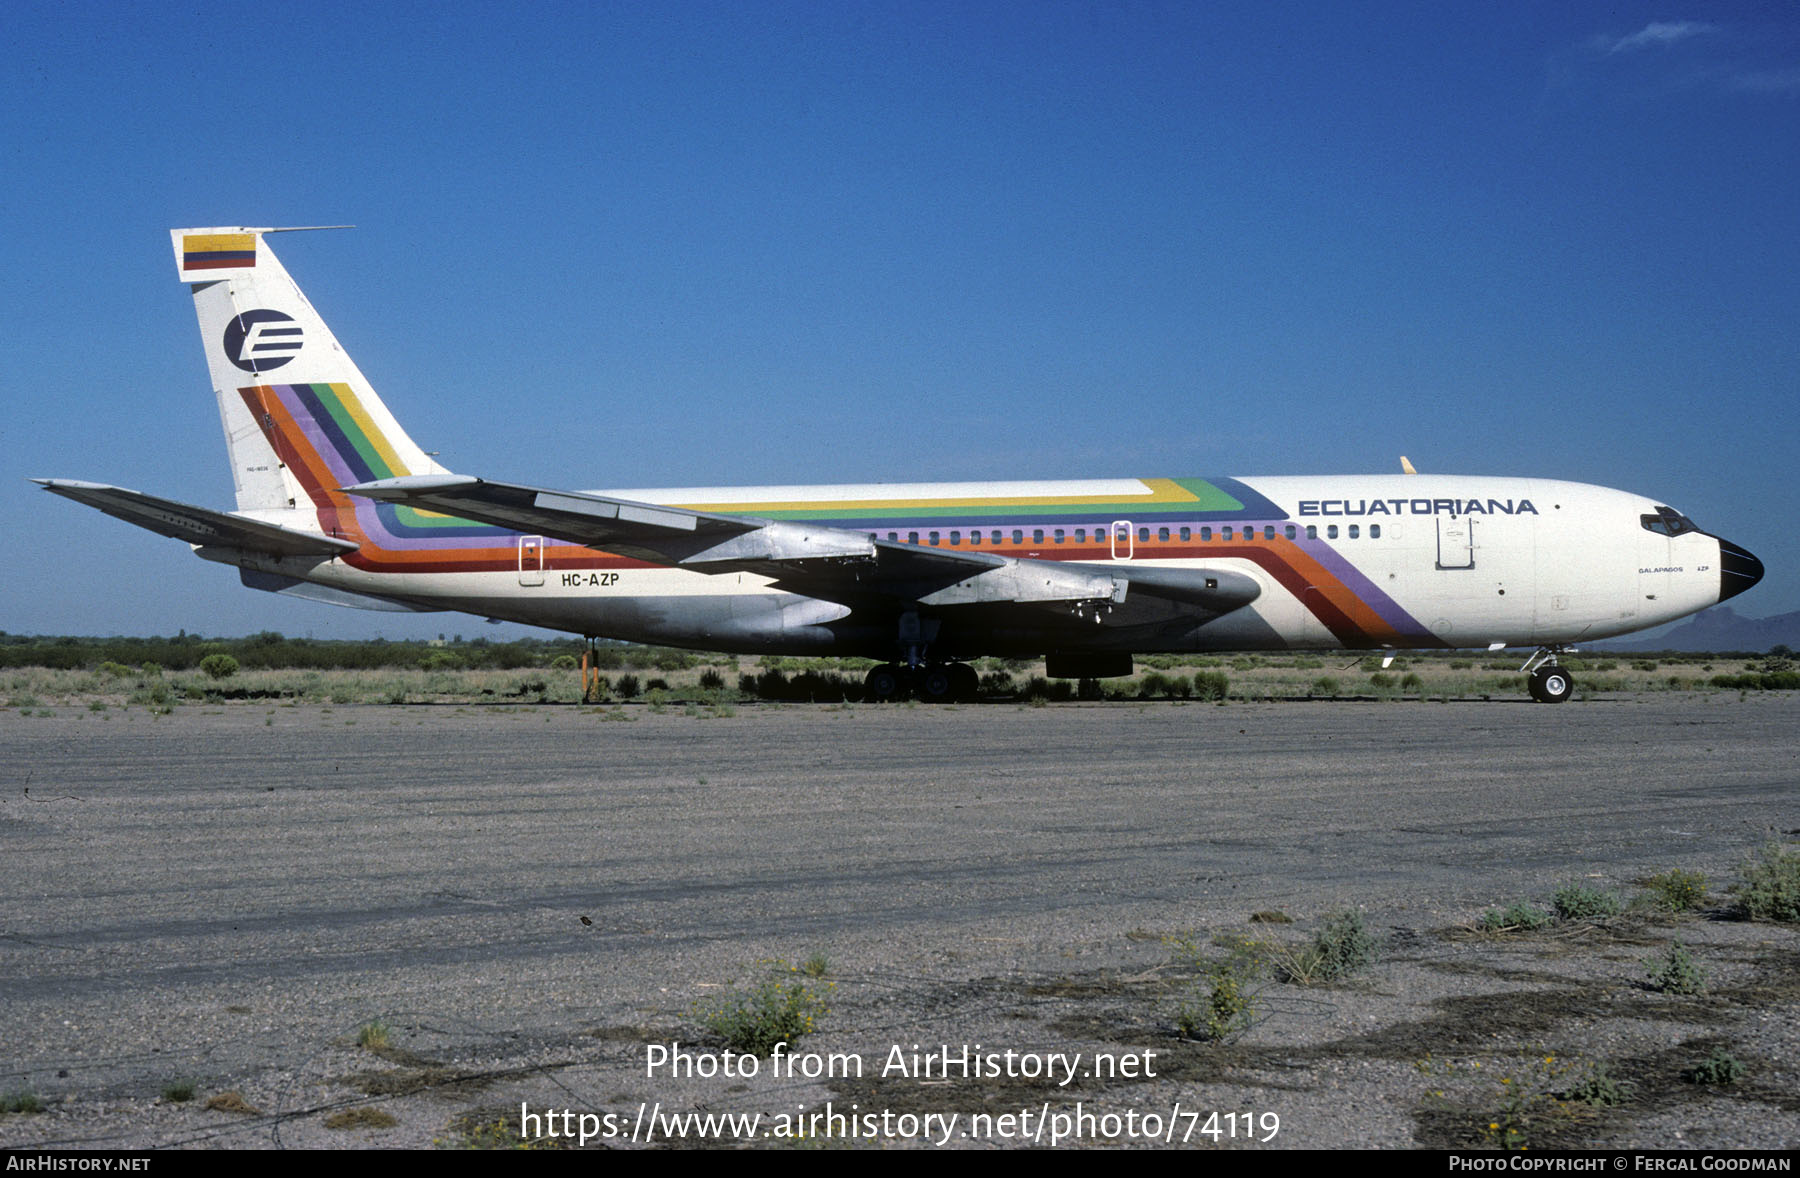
left=1598, top=606, right=1800, bottom=653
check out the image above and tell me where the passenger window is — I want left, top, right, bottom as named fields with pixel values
left=929, top=531, right=940, bottom=546
left=970, top=531, right=981, bottom=545
left=1348, top=525, right=1359, bottom=539
left=1284, top=525, right=1296, bottom=540
left=1054, top=528, right=1065, bottom=543
left=992, top=531, right=1002, bottom=545
left=950, top=530, right=961, bottom=545
left=1264, top=525, right=1275, bottom=540
left=1138, top=527, right=1149, bottom=542
left=1180, top=527, right=1191, bottom=542
left=887, top=532, right=897, bottom=542
left=1370, top=524, right=1381, bottom=539
left=1012, top=529, right=1024, bottom=544
left=1157, top=527, right=1170, bottom=542
left=1305, top=525, right=1317, bottom=540
left=908, top=531, right=919, bottom=545
left=1032, top=529, right=1044, bottom=544
left=1222, top=526, right=1233, bottom=540
left=1327, top=525, right=1338, bottom=539
left=1201, top=527, right=1212, bottom=541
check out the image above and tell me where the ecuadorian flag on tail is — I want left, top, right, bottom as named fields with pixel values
left=173, top=229, right=257, bottom=280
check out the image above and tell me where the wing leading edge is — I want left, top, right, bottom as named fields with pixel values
left=344, top=475, right=1261, bottom=618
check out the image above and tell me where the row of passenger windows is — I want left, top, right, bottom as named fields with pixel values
left=873, top=524, right=1383, bottom=546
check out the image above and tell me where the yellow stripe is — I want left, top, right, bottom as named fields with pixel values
left=676, top=477, right=1202, bottom=514
left=328, top=383, right=412, bottom=479
left=184, top=233, right=254, bottom=253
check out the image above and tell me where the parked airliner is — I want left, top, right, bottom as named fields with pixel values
left=36, top=227, right=1763, bottom=702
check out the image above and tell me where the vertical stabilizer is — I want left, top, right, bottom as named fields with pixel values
left=170, top=227, right=449, bottom=517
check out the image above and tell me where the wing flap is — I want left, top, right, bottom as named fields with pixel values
left=35, top=479, right=356, bottom=557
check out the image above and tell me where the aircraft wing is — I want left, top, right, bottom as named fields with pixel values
left=34, top=479, right=358, bottom=557
left=347, top=475, right=1261, bottom=618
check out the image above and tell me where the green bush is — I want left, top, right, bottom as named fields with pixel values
left=696, top=970, right=833, bottom=1056
left=1, top=1088, right=44, bottom=1114
left=1560, top=1064, right=1634, bottom=1108
left=1552, top=883, right=1623, bottom=922
left=1478, top=902, right=1553, bottom=932
left=198, top=653, right=239, bottom=680
left=1644, top=869, right=1708, bottom=913
left=1177, top=961, right=1256, bottom=1041
left=1735, top=842, right=1800, bottom=921
left=1684, top=1048, right=1744, bottom=1086
left=1644, top=940, right=1706, bottom=994
left=1192, top=670, right=1229, bottom=701
left=1277, top=910, right=1376, bottom=984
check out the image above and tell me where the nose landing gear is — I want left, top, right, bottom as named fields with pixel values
left=1522, top=647, right=1575, bottom=703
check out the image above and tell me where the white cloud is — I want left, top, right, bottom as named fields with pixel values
left=1594, top=21, right=1718, bottom=55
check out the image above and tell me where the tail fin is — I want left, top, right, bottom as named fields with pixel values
left=171, top=227, right=450, bottom=517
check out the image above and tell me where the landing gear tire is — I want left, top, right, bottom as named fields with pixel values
left=1528, top=665, right=1574, bottom=704
left=865, top=664, right=908, bottom=702
left=949, top=662, right=980, bottom=703
left=919, top=666, right=957, bottom=703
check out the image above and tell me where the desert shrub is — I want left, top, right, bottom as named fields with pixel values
left=1552, top=883, right=1623, bottom=922
left=1478, top=902, right=1553, bottom=932
left=1192, top=670, right=1229, bottom=701
left=1176, top=960, right=1256, bottom=1042
left=1643, top=869, right=1707, bottom=913
left=199, top=653, right=239, bottom=680
left=696, top=967, right=833, bottom=1056
left=1684, top=1049, right=1744, bottom=1086
left=1276, top=910, right=1375, bottom=984
left=1735, top=842, right=1800, bottom=921
left=1644, top=940, right=1706, bottom=994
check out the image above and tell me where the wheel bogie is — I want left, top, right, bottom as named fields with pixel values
left=864, top=661, right=979, bottom=703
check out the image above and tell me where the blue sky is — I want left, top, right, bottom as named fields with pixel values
left=5, top=1, right=1796, bottom=640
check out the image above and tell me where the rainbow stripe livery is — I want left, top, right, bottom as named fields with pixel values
left=35, top=227, right=1763, bottom=701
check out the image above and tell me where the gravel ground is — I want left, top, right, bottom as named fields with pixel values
left=0, top=693, right=1794, bottom=1149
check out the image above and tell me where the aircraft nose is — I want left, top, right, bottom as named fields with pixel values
left=1717, top=538, right=1764, bottom=603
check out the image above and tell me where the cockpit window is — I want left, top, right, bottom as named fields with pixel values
left=1640, top=506, right=1698, bottom=537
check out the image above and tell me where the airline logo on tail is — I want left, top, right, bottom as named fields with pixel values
left=223, top=310, right=304, bottom=372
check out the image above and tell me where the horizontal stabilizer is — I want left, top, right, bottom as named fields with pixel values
left=240, top=570, right=442, bottom=612
left=33, top=480, right=357, bottom=557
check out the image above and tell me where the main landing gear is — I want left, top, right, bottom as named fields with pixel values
left=1522, top=647, right=1575, bottom=704
left=864, top=662, right=978, bottom=703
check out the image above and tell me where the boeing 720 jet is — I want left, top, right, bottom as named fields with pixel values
left=36, top=227, right=1764, bottom=702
